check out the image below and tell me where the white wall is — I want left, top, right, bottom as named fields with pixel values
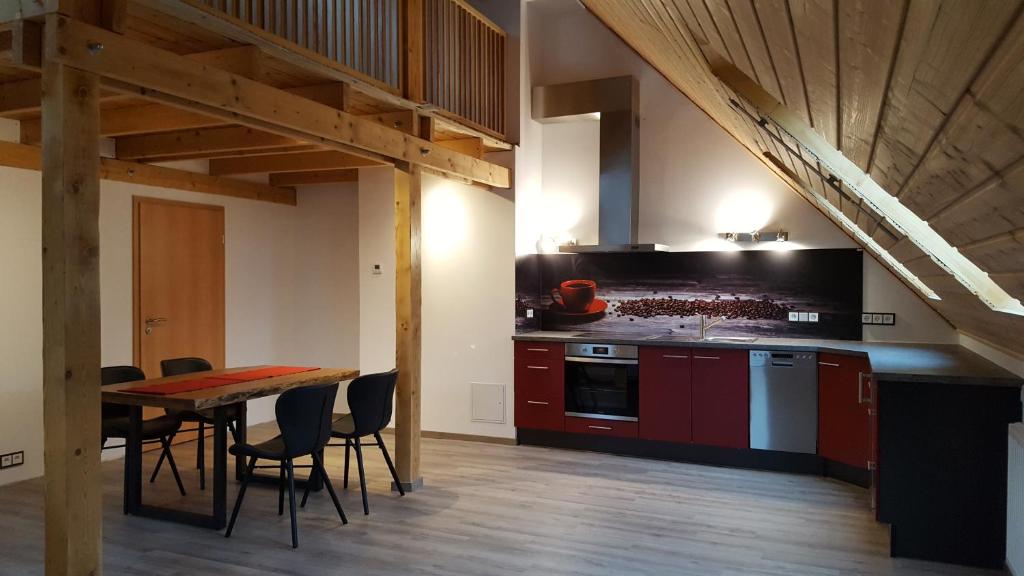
left=523, top=0, right=955, bottom=345
left=0, top=164, right=359, bottom=485
left=357, top=167, right=517, bottom=438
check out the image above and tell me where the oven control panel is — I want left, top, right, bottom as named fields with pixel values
left=565, top=343, right=639, bottom=360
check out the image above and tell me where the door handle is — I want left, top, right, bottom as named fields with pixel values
left=662, top=354, right=689, bottom=359
left=526, top=400, right=549, bottom=405
left=526, top=365, right=549, bottom=370
left=818, top=361, right=840, bottom=367
left=588, top=425, right=613, bottom=430
left=526, top=348, right=549, bottom=352
left=693, top=355, right=720, bottom=360
left=145, top=317, right=168, bottom=326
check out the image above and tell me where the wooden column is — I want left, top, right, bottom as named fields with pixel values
left=394, top=165, right=423, bottom=490
left=41, top=13, right=103, bottom=576
left=402, top=0, right=425, bottom=103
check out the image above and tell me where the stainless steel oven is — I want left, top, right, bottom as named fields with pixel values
left=564, top=343, right=639, bottom=422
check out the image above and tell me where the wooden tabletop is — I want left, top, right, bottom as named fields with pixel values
left=101, top=366, right=360, bottom=412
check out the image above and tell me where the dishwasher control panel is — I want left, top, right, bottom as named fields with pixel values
left=749, top=351, right=816, bottom=367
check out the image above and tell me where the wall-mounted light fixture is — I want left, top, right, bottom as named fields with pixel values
left=719, top=229, right=788, bottom=243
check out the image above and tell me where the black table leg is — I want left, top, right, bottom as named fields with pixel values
left=213, top=406, right=228, bottom=530
left=235, top=402, right=247, bottom=481
left=125, top=405, right=143, bottom=515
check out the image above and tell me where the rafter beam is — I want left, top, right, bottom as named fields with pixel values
left=0, top=140, right=296, bottom=205
left=210, top=150, right=382, bottom=175
left=268, top=168, right=359, bottom=187
left=115, top=125, right=302, bottom=160
left=48, top=17, right=509, bottom=186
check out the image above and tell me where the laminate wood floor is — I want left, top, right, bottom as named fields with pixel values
left=0, top=423, right=1006, bottom=575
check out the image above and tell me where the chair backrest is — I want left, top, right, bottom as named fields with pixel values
left=160, top=357, right=213, bottom=377
left=101, top=366, right=146, bottom=421
left=276, top=382, right=340, bottom=459
left=347, top=369, right=399, bottom=437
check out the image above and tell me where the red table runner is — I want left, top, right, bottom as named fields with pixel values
left=127, top=366, right=319, bottom=395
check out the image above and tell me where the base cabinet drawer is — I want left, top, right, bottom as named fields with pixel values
left=565, top=416, right=638, bottom=438
left=515, top=397, right=564, bottom=431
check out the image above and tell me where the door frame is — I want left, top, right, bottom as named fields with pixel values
left=132, top=195, right=226, bottom=371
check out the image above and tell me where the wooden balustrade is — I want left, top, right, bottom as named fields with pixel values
left=201, top=0, right=506, bottom=139
left=423, top=0, right=505, bottom=138
left=202, top=0, right=403, bottom=94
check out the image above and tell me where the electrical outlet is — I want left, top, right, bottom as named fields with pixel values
left=808, top=312, right=819, bottom=323
left=11, top=451, right=23, bottom=466
left=788, top=311, right=799, bottom=322
left=371, top=264, right=382, bottom=275
left=526, top=308, right=534, bottom=319
left=0, top=454, right=11, bottom=469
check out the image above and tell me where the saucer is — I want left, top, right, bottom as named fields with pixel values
left=547, top=298, right=608, bottom=321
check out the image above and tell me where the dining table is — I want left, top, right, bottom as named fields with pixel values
left=101, top=365, right=359, bottom=529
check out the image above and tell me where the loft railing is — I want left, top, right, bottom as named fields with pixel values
left=423, top=0, right=505, bottom=138
left=201, top=0, right=506, bottom=139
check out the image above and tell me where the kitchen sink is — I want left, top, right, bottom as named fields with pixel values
left=651, top=335, right=757, bottom=343
left=704, top=336, right=758, bottom=343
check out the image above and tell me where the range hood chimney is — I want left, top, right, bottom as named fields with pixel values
left=532, top=76, right=667, bottom=253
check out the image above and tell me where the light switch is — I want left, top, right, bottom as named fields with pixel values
left=526, top=309, right=534, bottom=318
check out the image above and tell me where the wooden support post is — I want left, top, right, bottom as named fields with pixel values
left=402, top=0, right=425, bottom=103
left=40, top=14, right=103, bottom=576
left=394, top=164, right=422, bottom=491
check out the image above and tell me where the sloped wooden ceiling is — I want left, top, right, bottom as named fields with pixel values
left=580, top=0, right=1024, bottom=354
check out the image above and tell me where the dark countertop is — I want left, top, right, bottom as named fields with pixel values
left=513, top=331, right=1024, bottom=388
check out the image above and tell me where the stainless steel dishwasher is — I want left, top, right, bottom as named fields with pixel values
left=749, top=350, right=818, bottom=454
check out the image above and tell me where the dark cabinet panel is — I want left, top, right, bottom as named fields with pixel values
left=514, top=342, right=564, bottom=431
left=638, top=347, right=692, bottom=443
left=818, top=352, right=872, bottom=469
left=691, top=348, right=749, bottom=449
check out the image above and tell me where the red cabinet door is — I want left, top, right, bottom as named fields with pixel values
left=691, top=348, right=749, bottom=449
left=818, top=352, right=871, bottom=469
left=639, top=347, right=692, bottom=443
left=514, top=342, right=565, bottom=431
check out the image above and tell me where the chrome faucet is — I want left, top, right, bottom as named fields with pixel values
left=699, top=314, right=725, bottom=340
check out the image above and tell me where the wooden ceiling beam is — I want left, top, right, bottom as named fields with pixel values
left=0, top=140, right=296, bottom=205
left=115, top=125, right=303, bottom=160
left=268, top=168, right=359, bottom=187
left=50, top=16, right=510, bottom=186
left=138, top=144, right=320, bottom=164
left=209, top=150, right=383, bottom=175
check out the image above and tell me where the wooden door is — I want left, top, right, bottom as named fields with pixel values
left=817, top=352, right=871, bottom=469
left=133, top=197, right=225, bottom=382
left=639, top=347, right=692, bottom=443
left=691, top=348, right=749, bottom=449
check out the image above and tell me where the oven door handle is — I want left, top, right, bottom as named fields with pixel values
left=564, top=356, right=638, bottom=366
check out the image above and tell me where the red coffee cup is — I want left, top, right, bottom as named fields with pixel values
left=551, top=279, right=597, bottom=312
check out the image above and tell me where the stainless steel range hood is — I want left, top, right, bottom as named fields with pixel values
left=532, top=76, right=668, bottom=253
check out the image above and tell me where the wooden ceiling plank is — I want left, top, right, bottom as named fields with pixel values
left=0, top=139, right=296, bottom=204
left=750, top=0, right=811, bottom=124
left=836, top=0, right=906, bottom=172
left=268, top=168, right=359, bottom=187
left=870, top=0, right=1021, bottom=195
left=52, top=16, right=509, bottom=187
left=209, top=150, right=384, bottom=175
left=137, top=144, right=321, bottom=164
left=788, top=0, right=838, bottom=148
left=115, top=125, right=302, bottom=160
left=722, top=0, right=784, bottom=104
left=897, top=12, right=1024, bottom=217
left=694, top=0, right=757, bottom=81
left=0, top=77, right=41, bottom=115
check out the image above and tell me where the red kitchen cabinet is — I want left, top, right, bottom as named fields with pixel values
left=818, top=352, right=872, bottom=469
left=691, top=349, right=749, bottom=449
left=639, top=347, right=692, bottom=443
left=514, top=342, right=565, bottom=431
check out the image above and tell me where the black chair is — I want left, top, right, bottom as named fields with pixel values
left=323, top=369, right=404, bottom=515
left=101, top=366, right=186, bottom=496
left=225, top=382, right=347, bottom=548
left=160, top=357, right=243, bottom=490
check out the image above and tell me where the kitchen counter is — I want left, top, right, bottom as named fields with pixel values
left=513, top=331, right=1024, bottom=388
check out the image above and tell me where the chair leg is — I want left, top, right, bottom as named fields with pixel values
left=286, top=459, right=299, bottom=549
left=150, top=442, right=168, bottom=483
left=375, top=432, right=405, bottom=496
left=198, top=421, right=206, bottom=491
left=225, top=457, right=257, bottom=538
left=354, top=436, right=369, bottom=515
left=343, top=437, right=351, bottom=489
left=160, top=436, right=187, bottom=496
left=312, top=451, right=348, bottom=525
left=278, top=463, right=286, bottom=516
left=227, top=419, right=239, bottom=443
